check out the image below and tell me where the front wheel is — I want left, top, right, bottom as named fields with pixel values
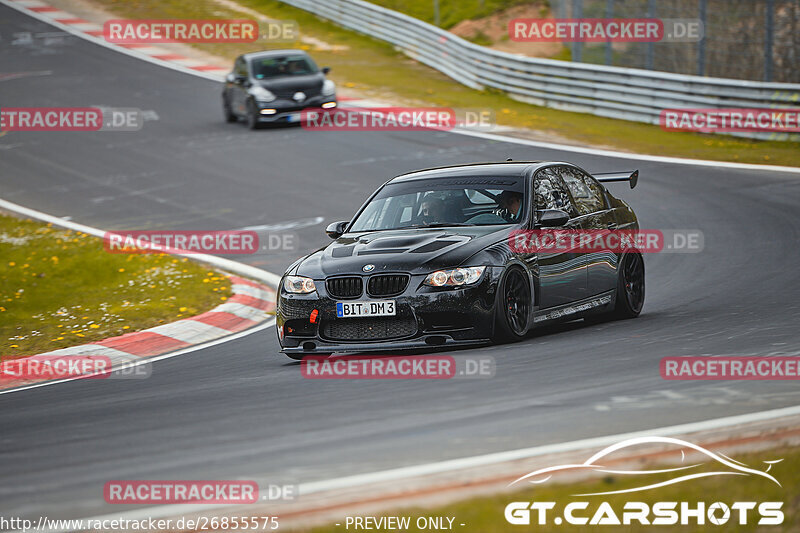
left=222, top=95, right=237, bottom=123
left=246, top=100, right=262, bottom=130
left=612, top=251, right=645, bottom=319
left=492, top=267, right=531, bottom=343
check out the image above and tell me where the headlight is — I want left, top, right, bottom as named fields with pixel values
left=424, top=266, right=485, bottom=287
left=322, top=80, right=336, bottom=96
left=283, top=275, right=316, bottom=294
left=249, top=85, right=276, bottom=103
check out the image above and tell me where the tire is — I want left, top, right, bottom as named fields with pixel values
left=246, top=100, right=262, bottom=130
left=612, top=251, right=645, bottom=319
left=492, top=267, right=531, bottom=343
left=222, top=95, right=237, bottom=123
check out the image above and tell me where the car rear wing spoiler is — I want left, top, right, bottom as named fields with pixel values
left=593, top=170, right=639, bottom=189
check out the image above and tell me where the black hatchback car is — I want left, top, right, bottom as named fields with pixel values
left=222, top=49, right=337, bottom=129
left=276, top=161, right=644, bottom=358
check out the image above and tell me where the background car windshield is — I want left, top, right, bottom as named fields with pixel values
left=350, top=177, right=526, bottom=231
left=253, top=56, right=319, bottom=79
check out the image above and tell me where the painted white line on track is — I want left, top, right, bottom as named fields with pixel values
left=0, top=0, right=225, bottom=82
left=0, top=319, right=275, bottom=396
left=2, top=0, right=799, bottom=174
left=24, top=401, right=800, bottom=532
left=0, top=196, right=282, bottom=395
left=0, top=198, right=282, bottom=286
left=3, top=3, right=800, bottom=530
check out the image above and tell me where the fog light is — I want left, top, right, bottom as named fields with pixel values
left=260, top=109, right=277, bottom=115
left=321, top=102, right=337, bottom=109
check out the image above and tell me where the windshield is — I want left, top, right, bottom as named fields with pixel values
left=349, top=177, right=526, bottom=232
left=252, top=55, right=319, bottom=79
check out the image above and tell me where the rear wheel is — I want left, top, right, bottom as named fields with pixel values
left=613, top=251, right=645, bottom=318
left=492, top=267, right=531, bottom=343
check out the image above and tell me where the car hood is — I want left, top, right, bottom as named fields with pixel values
left=258, top=73, right=323, bottom=94
left=293, top=226, right=512, bottom=278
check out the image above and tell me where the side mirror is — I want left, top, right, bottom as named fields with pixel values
left=325, top=221, right=348, bottom=239
left=536, top=209, right=570, bottom=228
left=225, top=73, right=236, bottom=83
left=322, top=66, right=331, bottom=74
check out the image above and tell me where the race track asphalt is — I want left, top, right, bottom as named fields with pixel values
left=2, top=4, right=800, bottom=520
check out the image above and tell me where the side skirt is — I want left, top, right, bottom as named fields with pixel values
left=533, top=290, right=615, bottom=324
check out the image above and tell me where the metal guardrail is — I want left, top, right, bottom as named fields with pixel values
left=279, top=0, right=800, bottom=141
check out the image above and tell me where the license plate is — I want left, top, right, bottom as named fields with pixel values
left=336, top=300, right=396, bottom=318
left=286, top=112, right=301, bottom=123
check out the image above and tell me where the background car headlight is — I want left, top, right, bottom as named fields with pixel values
left=249, top=85, right=276, bottom=103
left=283, top=275, right=316, bottom=294
left=322, top=80, right=336, bottom=96
left=424, top=266, right=485, bottom=287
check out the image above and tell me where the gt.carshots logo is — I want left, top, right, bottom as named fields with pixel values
left=505, top=437, right=784, bottom=526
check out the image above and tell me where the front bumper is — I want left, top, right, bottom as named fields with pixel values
left=255, top=96, right=337, bottom=123
left=276, top=269, right=502, bottom=354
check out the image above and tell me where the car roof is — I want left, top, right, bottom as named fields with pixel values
left=243, top=50, right=310, bottom=61
left=389, top=161, right=551, bottom=183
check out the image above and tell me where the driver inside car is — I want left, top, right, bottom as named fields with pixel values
left=495, top=190, right=523, bottom=222
left=418, top=198, right=446, bottom=225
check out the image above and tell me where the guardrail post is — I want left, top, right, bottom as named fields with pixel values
left=433, top=0, right=440, bottom=27
left=572, top=0, right=583, bottom=63
left=697, top=0, right=707, bottom=76
left=605, top=0, right=614, bottom=66
left=645, top=0, right=655, bottom=70
left=765, top=0, right=774, bottom=81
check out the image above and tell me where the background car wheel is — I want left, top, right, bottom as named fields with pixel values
left=493, top=267, right=531, bottom=343
left=222, top=96, right=237, bottom=123
left=613, top=251, right=645, bottom=319
left=246, top=100, right=262, bottom=130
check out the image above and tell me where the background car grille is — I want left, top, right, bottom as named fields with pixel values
left=326, top=276, right=363, bottom=298
left=321, top=317, right=417, bottom=341
left=367, top=274, right=410, bottom=297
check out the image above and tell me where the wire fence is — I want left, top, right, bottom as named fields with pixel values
left=551, top=0, right=800, bottom=83
left=278, top=0, right=800, bottom=141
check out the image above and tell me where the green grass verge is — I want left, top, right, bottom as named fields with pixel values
left=0, top=213, right=231, bottom=357
left=91, top=0, right=799, bottom=166
left=298, top=446, right=798, bottom=532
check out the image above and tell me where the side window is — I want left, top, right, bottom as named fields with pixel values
left=534, top=167, right=576, bottom=217
left=559, top=166, right=604, bottom=215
